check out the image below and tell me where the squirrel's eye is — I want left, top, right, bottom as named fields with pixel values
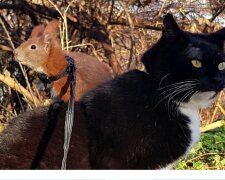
left=191, top=60, right=202, bottom=68
left=30, top=44, right=37, bottom=50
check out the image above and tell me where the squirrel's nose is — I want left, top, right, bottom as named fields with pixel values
left=13, top=50, right=17, bottom=56
left=13, top=49, right=19, bottom=61
left=13, top=49, right=18, bottom=58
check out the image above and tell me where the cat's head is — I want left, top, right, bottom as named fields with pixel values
left=142, top=14, right=225, bottom=107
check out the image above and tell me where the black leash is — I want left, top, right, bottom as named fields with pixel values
left=31, top=100, right=63, bottom=169
left=31, top=56, right=76, bottom=169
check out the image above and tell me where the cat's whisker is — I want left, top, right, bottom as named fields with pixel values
left=166, top=88, right=196, bottom=121
left=157, top=80, right=199, bottom=91
left=158, top=73, right=170, bottom=88
left=158, top=83, right=196, bottom=96
left=154, top=85, right=195, bottom=110
left=166, top=87, right=195, bottom=107
left=155, top=80, right=199, bottom=101
left=160, top=86, right=194, bottom=102
left=167, top=91, right=179, bottom=121
left=164, top=87, right=191, bottom=121
left=158, top=80, right=196, bottom=86
left=155, top=83, right=198, bottom=102
left=178, top=89, right=196, bottom=106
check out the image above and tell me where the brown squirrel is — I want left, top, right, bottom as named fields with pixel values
left=14, top=20, right=114, bottom=102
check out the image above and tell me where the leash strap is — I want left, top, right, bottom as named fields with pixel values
left=31, top=100, right=63, bottom=169
left=61, top=56, right=76, bottom=169
left=31, top=56, right=76, bottom=169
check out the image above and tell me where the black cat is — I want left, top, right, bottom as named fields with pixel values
left=81, top=14, right=225, bottom=169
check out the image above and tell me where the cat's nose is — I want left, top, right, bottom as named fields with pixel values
left=212, top=77, right=220, bottom=83
left=211, top=77, right=224, bottom=90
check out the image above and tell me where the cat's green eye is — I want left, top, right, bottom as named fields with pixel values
left=218, top=62, right=225, bottom=71
left=191, top=60, right=202, bottom=68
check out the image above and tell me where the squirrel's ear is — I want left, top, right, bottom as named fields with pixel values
left=31, top=25, right=45, bottom=38
left=44, top=20, right=60, bottom=38
left=43, top=33, right=52, bottom=53
left=162, top=13, right=182, bottom=41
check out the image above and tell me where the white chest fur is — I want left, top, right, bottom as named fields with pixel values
left=179, top=91, right=216, bottom=152
left=161, top=91, right=216, bottom=170
left=179, top=104, right=200, bottom=153
left=160, top=107, right=199, bottom=170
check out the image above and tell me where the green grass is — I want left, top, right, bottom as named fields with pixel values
left=176, top=126, right=225, bottom=170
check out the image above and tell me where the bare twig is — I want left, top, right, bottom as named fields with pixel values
left=158, top=0, right=167, bottom=17
left=107, top=0, right=115, bottom=25
left=208, top=91, right=223, bottom=124
left=201, top=120, right=225, bottom=133
left=210, top=4, right=225, bottom=22
left=0, top=104, right=16, bottom=118
left=109, top=21, right=162, bottom=31
left=216, top=103, right=225, bottom=116
left=0, top=74, right=41, bottom=106
left=48, top=0, right=76, bottom=52
left=188, top=152, right=225, bottom=162
left=0, top=17, right=15, bottom=49
left=118, top=0, right=135, bottom=70
left=67, top=43, right=103, bottom=62
left=0, top=44, right=12, bottom=52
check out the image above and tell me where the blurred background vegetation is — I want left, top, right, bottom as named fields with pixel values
left=0, top=0, right=225, bottom=169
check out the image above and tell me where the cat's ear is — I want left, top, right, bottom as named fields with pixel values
left=202, top=28, right=225, bottom=50
left=162, top=13, right=182, bottom=41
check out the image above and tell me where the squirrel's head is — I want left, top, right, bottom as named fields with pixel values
left=14, top=33, right=54, bottom=73
left=14, top=20, right=60, bottom=74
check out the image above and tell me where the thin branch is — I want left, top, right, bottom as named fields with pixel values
left=0, top=74, right=41, bottom=106
left=216, top=103, right=225, bottom=116
left=118, top=0, right=135, bottom=70
left=107, top=0, right=115, bottom=25
left=158, top=0, right=167, bottom=17
left=109, top=21, right=162, bottom=31
left=188, top=152, right=225, bottom=162
left=210, top=5, right=225, bottom=22
left=0, top=17, right=15, bottom=49
left=201, top=120, right=225, bottom=133
left=208, top=91, right=223, bottom=124
left=0, top=44, right=13, bottom=52
left=0, top=104, right=16, bottom=118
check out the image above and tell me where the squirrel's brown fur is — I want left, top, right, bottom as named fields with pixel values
left=14, top=20, right=114, bottom=102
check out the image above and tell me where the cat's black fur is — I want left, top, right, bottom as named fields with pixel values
left=81, top=14, right=225, bottom=169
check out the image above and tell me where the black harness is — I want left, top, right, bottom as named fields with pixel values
left=37, top=56, right=75, bottom=90
left=31, top=56, right=76, bottom=169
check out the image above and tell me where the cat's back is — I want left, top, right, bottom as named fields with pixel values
left=82, top=69, right=152, bottom=101
left=80, top=70, right=162, bottom=169
left=81, top=69, right=154, bottom=122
